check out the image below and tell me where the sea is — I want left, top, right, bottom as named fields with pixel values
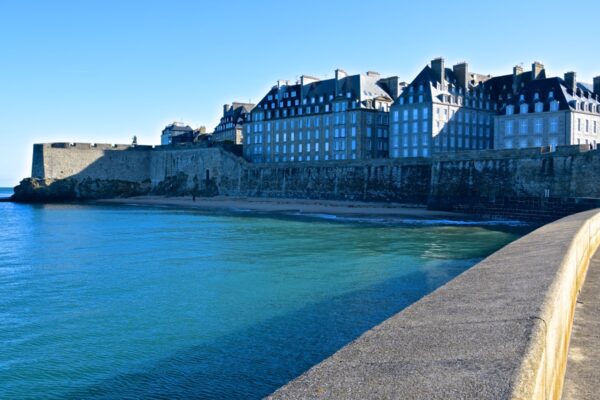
left=0, top=187, right=531, bottom=399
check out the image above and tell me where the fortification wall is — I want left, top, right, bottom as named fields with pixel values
left=32, top=143, right=152, bottom=182
left=429, top=145, right=600, bottom=221
left=22, top=142, right=600, bottom=220
left=148, top=145, right=431, bottom=202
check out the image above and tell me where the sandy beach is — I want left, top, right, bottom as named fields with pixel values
left=97, top=195, right=467, bottom=219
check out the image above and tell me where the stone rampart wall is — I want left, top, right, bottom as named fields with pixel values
left=429, top=145, right=600, bottom=220
left=24, top=142, right=600, bottom=220
left=32, top=143, right=152, bottom=182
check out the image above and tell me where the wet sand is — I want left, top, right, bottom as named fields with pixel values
left=98, top=196, right=466, bottom=219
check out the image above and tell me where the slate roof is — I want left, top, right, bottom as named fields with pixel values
left=162, top=123, right=193, bottom=135
left=252, top=72, right=395, bottom=120
left=497, top=77, right=600, bottom=114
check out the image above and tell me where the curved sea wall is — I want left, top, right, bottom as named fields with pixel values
left=268, top=209, right=600, bottom=399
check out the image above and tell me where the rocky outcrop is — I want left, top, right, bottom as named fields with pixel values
left=12, top=178, right=151, bottom=203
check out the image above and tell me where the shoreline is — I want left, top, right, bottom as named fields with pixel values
left=97, top=195, right=473, bottom=220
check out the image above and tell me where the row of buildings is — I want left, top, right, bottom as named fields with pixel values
left=161, top=58, right=600, bottom=164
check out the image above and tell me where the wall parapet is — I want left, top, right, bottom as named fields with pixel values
left=268, top=209, right=600, bottom=399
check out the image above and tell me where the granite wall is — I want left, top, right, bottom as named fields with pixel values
left=429, top=145, right=600, bottom=221
left=19, top=142, right=600, bottom=221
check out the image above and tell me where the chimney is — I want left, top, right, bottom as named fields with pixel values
left=366, top=71, right=381, bottom=79
left=223, top=104, right=231, bottom=114
left=431, top=57, right=445, bottom=85
left=377, top=76, right=401, bottom=100
left=593, top=76, right=600, bottom=95
left=453, top=62, right=468, bottom=89
left=335, top=69, right=347, bottom=97
left=564, top=72, right=577, bottom=92
left=512, top=65, right=524, bottom=94
left=531, top=61, right=545, bottom=80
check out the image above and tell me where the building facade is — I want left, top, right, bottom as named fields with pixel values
left=494, top=69, right=600, bottom=149
left=161, top=122, right=195, bottom=145
left=243, top=70, right=400, bottom=163
left=212, top=102, right=254, bottom=145
left=389, top=58, right=495, bottom=158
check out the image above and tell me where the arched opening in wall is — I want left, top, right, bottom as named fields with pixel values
left=206, top=169, right=210, bottom=180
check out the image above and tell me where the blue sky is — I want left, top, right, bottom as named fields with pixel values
left=0, top=0, right=598, bottom=186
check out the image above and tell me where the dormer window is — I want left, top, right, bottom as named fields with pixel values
left=506, top=105, right=514, bottom=115
left=409, top=86, right=414, bottom=93
left=548, top=91, right=554, bottom=99
left=399, top=97, right=404, bottom=105
left=346, top=92, right=351, bottom=99
left=520, top=104, right=529, bottom=114
left=418, top=84, right=423, bottom=92
left=534, top=92, right=539, bottom=101
left=550, top=101, right=559, bottom=112
left=519, top=94, right=525, bottom=102
left=311, top=97, right=315, bottom=104
left=291, top=91, right=297, bottom=97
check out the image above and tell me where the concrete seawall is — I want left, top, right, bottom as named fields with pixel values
left=268, top=209, right=600, bottom=399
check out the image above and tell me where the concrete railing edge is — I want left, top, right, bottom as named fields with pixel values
left=509, top=209, right=600, bottom=400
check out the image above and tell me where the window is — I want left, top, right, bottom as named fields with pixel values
left=412, top=109, right=418, bottom=120
left=535, top=102, right=543, bottom=113
left=403, top=110, right=408, bottom=121
left=519, top=120, right=528, bottom=134
left=550, top=101, right=559, bottom=112
left=506, top=105, right=514, bottom=115
left=423, top=107, right=429, bottom=119
left=506, top=121, right=514, bottom=135
left=534, top=119, right=543, bottom=134
left=393, top=110, right=399, bottom=122
left=520, top=104, right=529, bottom=114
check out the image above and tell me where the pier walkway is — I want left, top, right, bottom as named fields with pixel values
left=562, top=249, right=600, bottom=399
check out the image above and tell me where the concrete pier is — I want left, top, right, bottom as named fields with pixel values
left=268, top=209, right=600, bottom=399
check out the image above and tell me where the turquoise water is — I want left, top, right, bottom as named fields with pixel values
left=0, top=187, right=529, bottom=399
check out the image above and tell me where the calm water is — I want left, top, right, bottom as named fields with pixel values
left=0, top=187, right=529, bottom=399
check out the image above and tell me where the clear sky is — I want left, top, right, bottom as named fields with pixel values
left=1, top=0, right=598, bottom=186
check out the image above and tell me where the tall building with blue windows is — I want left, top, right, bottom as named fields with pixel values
left=243, top=69, right=403, bottom=163
left=389, top=58, right=600, bottom=158
left=389, top=58, right=495, bottom=158
left=493, top=68, right=600, bottom=150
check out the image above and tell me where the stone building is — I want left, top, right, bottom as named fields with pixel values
left=161, top=122, right=195, bottom=145
left=389, top=57, right=495, bottom=158
left=212, top=102, right=254, bottom=145
left=243, top=69, right=401, bottom=163
left=493, top=66, right=600, bottom=149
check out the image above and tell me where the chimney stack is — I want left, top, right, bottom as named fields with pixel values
left=512, top=65, right=524, bottom=94
left=453, top=62, right=468, bottom=89
left=593, top=76, right=600, bottom=95
left=431, top=57, right=445, bottom=85
left=335, top=69, right=347, bottom=97
left=564, top=72, right=577, bottom=92
left=531, top=61, right=545, bottom=80
left=223, top=104, right=231, bottom=114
